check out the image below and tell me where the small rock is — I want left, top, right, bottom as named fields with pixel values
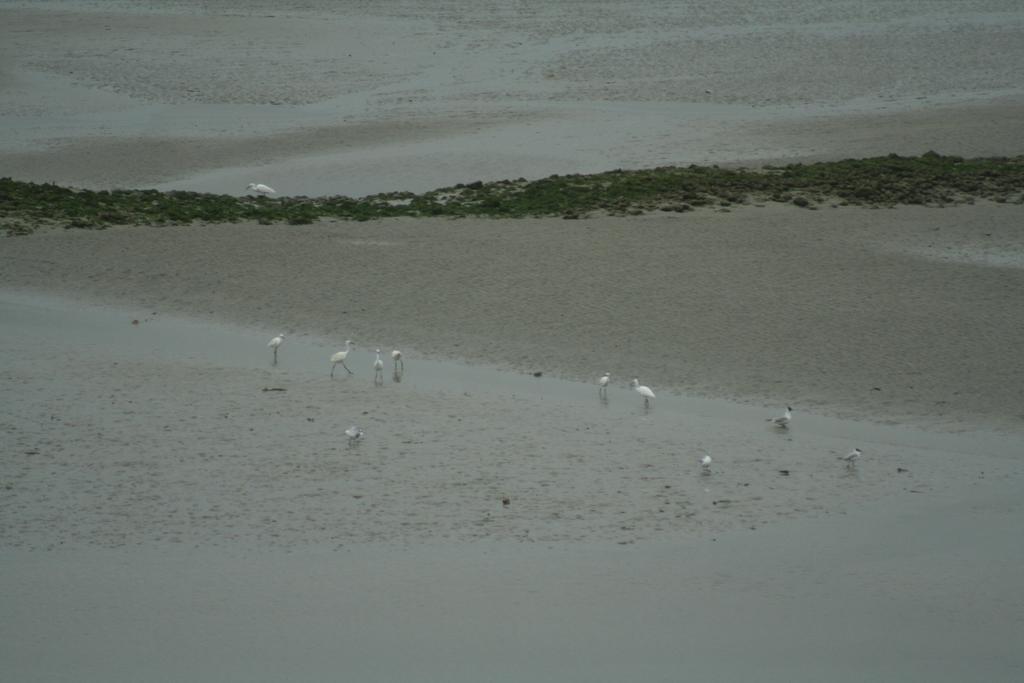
left=502, top=497, right=511, bottom=506
left=778, top=469, right=790, bottom=476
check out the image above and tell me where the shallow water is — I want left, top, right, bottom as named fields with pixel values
left=4, top=1, right=1023, bottom=196
left=3, top=474, right=1022, bottom=683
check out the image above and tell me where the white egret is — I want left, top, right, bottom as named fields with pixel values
left=700, top=454, right=712, bottom=473
left=247, top=182, right=276, bottom=196
left=598, top=372, right=610, bottom=395
left=373, top=349, right=384, bottom=385
left=767, top=406, right=792, bottom=429
left=391, top=349, right=404, bottom=371
left=345, top=425, right=364, bottom=443
left=839, top=447, right=862, bottom=467
left=330, top=340, right=356, bottom=377
left=268, top=334, right=284, bottom=364
left=630, top=378, right=655, bottom=407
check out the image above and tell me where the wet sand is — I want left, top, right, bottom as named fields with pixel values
left=3, top=204, right=1023, bottom=429
left=3, top=1, right=1024, bottom=681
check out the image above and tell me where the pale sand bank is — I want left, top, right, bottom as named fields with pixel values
left=4, top=204, right=1023, bottom=430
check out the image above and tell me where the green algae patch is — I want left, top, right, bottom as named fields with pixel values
left=4, top=153, right=1023, bottom=234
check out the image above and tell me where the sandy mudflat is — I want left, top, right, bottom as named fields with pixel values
left=2, top=1, right=1024, bottom=681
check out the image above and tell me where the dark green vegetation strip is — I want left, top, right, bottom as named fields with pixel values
left=3, top=153, right=1023, bottom=234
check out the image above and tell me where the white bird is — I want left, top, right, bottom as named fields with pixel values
left=598, top=372, right=610, bottom=395
left=373, top=348, right=384, bottom=385
left=700, top=454, right=712, bottom=472
left=630, top=378, right=655, bottom=407
left=839, top=447, right=862, bottom=467
left=345, top=425, right=364, bottom=443
left=391, top=349, right=404, bottom=371
left=247, top=182, right=276, bottom=196
left=767, top=406, right=792, bottom=429
left=268, top=334, right=284, bottom=364
left=330, top=340, right=356, bottom=377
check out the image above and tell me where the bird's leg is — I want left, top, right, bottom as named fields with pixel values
left=331, top=363, right=336, bottom=378
left=343, top=361, right=353, bottom=374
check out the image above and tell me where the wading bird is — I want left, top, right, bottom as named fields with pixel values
left=630, top=378, right=655, bottom=408
left=598, top=372, right=610, bottom=396
left=391, top=349, right=404, bottom=371
left=345, top=425, right=364, bottom=443
left=768, top=406, right=792, bottom=429
left=268, top=334, right=284, bottom=364
left=839, top=447, right=862, bottom=467
left=330, top=340, right=356, bottom=377
left=373, top=349, right=384, bottom=385
left=247, top=182, right=276, bottom=196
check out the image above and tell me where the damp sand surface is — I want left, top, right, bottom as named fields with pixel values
left=4, top=205, right=1024, bottom=430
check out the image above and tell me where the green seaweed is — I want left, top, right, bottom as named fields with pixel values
left=3, top=153, right=1022, bottom=235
